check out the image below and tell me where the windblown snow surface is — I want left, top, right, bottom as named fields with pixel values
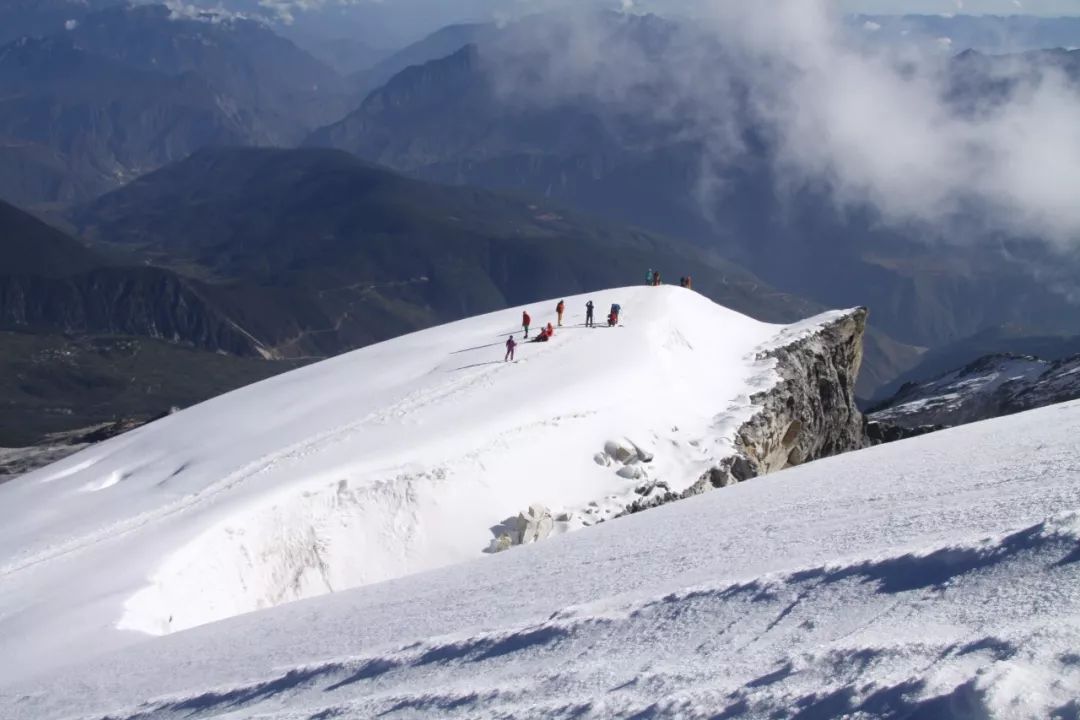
left=2, top=287, right=1079, bottom=719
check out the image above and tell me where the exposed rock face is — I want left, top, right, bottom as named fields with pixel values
left=676, top=308, right=868, bottom=498
left=487, top=504, right=558, bottom=553
left=865, top=420, right=943, bottom=446
left=499, top=309, right=870, bottom=537
left=743, top=310, right=867, bottom=466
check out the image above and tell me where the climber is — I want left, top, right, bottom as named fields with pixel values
left=652, top=270, right=661, bottom=287
left=531, top=323, right=555, bottom=343
left=646, top=267, right=653, bottom=286
left=685, top=275, right=692, bottom=290
left=556, top=299, right=565, bottom=327
left=585, top=300, right=595, bottom=327
left=505, top=335, right=517, bottom=362
left=609, top=303, right=621, bottom=326
left=522, top=310, right=531, bottom=338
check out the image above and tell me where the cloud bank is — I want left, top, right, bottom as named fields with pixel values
left=486, top=0, right=1080, bottom=247
left=720, top=0, right=1080, bottom=244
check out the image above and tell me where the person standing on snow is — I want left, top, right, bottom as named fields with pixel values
left=585, top=300, right=595, bottom=327
left=646, top=268, right=653, bottom=286
left=652, top=270, right=661, bottom=287
left=556, top=299, right=565, bottom=327
left=522, top=310, right=531, bottom=338
left=505, top=335, right=517, bottom=362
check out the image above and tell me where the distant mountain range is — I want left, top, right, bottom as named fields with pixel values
left=1, top=144, right=835, bottom=446
left=5, top=5, right=1080, bottom=451
left=869, top=350, right=1080, bottom=430
left=0, top=2, right=349, bottom=206
left=75, top=146, right=822, bottom=353
left=851, top=14, right=1080, bottom=54
left=307, top=17, right=1080, bottom=361
left=0, top=198, right=307, bottom=445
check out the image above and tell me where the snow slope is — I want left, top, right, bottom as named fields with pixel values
left=3, top=395, right=1080, bottom=719
left=0, top=286, right=846, bottom=688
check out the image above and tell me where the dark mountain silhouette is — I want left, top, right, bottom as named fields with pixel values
left=76, top=146, right=822, bottom=354
left=348, top=23, right=495, bottom=99
left=0, top=199, right=100, bottom=276
left=0, top=198, right=305, bottom=445
left=0, top=198, right=265, bottom=355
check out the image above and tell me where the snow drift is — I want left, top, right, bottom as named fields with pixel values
left=0, top=286, right=865, bottom=683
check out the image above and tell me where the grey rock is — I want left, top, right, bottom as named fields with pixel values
left=486, top=503, right=555, bottom=552
left=604, top=439, right=639, bottom=464
left=865, top=420, right=943, bottom=446
left=628, top=308, right=868, bottom=513
left=503, top=310, right=870, bottom=539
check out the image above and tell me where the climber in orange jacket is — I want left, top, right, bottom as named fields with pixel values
left=532, top=322, right=555, bottom=343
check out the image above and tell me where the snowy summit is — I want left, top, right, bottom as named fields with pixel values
left=1, top=287, right=1078, bottom=719
left=0, top=288, right=843, bottom=674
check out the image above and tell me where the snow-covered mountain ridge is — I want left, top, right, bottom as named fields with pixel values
left=0, top=287, right=865, bottom=686
left=870, top=351, right=1080, bottom=429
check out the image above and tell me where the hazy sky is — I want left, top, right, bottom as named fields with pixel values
left=840, top=0, right=1080, bottom=14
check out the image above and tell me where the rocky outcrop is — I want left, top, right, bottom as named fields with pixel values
left=486, top=504, right=560, bottom=553
left=494, top=309, right=870, bottom=547
left=672, top=308, right=868, bottom=500
left=865, top=420, right=944, bottom=446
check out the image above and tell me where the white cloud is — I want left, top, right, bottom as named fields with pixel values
left=706, top=0, right=1080, bottom=244
left=161, top=1, right=248, bottom=23
left=488, top=1, right=1080, bottom=246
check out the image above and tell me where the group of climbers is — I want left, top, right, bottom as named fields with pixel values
left=506, top=299, right=602, bottom=361
left=522, top=309, right=555, bottom=341
left=645, top=268, right=692, bottom=289
left=506, top=269, right=692, bottom=361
